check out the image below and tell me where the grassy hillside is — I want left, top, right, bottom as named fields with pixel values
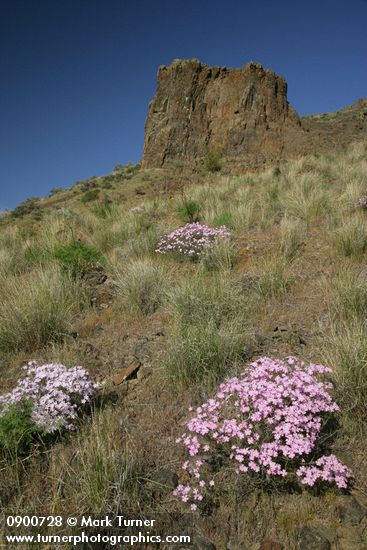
left=0, top=143, right=367, bottom=549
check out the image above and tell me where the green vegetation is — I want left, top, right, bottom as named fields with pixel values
left=11, top=197, right=41, bottom=219
left=0, top=403, right=36, bottom=460
left=177, top=199, right=201, bottom=222
left=204, top=149, right=222, bottom=172
left=199, top=237, right=235, bottom=272
left=81, top=188, right=100, bottom=203
left=93, top=201, right=113, bottom=219
left=212, top=211, right=233, bottom=228
left=53, top=240, right=105, bottom=277
left=53, top=407, right=144, bottom=514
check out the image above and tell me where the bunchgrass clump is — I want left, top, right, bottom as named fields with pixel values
left=320, top=320, right=367, bottom=423
left=174, top=356, right=352, bottom=510
left=177, top=200, right=201, bottom=223
left=212, top=212, right=233, bottom=228
left=56, top=407, right=144, bottom=514
left=199, top=237, right=235, bottom=272
left=168, top=274, right=245, bottom=327
left=204, top=150, right=222, bottom=173
left=164, top=274, right=251, bottom=385
left=24, top=244, right=48, bottom=267
left=114, top=258, right=168, bottom=315
left=231, top=203, right=255, bottom=231
left=334, top=215, right=367, bottom=257
left=279, top=216, right=304, bottom=260
left=280, top=174, right=331, bottom=224
left=120, top=223, right=167, bottom=259
left=325, top=266, right=367, bottom=321
left=256, top=256, right=292, bottom=299
left=0, top=265, right=86, bottom=353
left=165, top=319, right=247, bottom=387
left=94, top=201, right=113, bottom=219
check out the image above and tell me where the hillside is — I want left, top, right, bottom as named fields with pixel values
left=1, top=138, right=367, bottom=548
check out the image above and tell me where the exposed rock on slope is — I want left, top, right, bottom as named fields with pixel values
left=141, top=59, right=367, bottom=170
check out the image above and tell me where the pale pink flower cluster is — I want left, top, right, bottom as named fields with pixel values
left=296, top=455, right=351, bottom=488
left=174, top=356, right=352, bottom=508
left=355, top=195, right=367, bottom=210
left=0, top=361, right=100, bottom=433
left=155, top=223, right=230, bottom=258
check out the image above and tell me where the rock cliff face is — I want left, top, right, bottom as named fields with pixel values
left=141, top=59, right=303, bottom=169
left=141, top=59, right=367, bottom=170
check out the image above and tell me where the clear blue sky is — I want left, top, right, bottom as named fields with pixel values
left=1, top=0, right=367, bottom=210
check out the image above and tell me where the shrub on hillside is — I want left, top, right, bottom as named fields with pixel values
left=0, top=361, right=100, bottom=456
left=156, top=223, right=230, bottom=260
left=81, top=189, right=100, bottom=203
left=53, top=240, right=105, bottom=278
left=204, top=150, right=222, bottom=173
left=174, top=356, right=352, bottom=510
left=11, top=197, right=40, bottom=219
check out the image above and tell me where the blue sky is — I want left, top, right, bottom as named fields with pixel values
left=1, top=0, right=367, bottom=210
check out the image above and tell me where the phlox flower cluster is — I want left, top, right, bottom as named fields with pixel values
left=155, top=223, right=230, bottom=258
left=0, top=361, right=100, bottom=433
left=355, top=195, right=367, bottom=210
left=296, top=455, right=352, bottom=488
left=174, top=356, right=352, bottom=509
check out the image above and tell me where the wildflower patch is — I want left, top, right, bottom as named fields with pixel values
left=155, top=223, right=230, bottom=259
left=0, top=361, right=100, bottom=435
left=174, top=356, right=352, bottom=510
left=355, top=195, right=367, bottom=210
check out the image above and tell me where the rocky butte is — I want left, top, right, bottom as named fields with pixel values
left=141, top=59, right=367, bottom=170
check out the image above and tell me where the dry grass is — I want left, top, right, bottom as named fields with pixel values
left=53, top=406, right=145, bottom=514
left=319, top=318, right=367, bottom=422
left=114, top=257, right=169, bottom=315
left=334, top=214, right=367, bottom=257
left=255, top=254, right=293, bottom=299
left=164, top=273, right=252, bottom=386
left=279, top=215, right=305, bottom=260
left=0, top=264, right=87, bottom=353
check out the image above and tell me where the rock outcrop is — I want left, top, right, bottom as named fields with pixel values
left=141, top=59, right=367, bottom=170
